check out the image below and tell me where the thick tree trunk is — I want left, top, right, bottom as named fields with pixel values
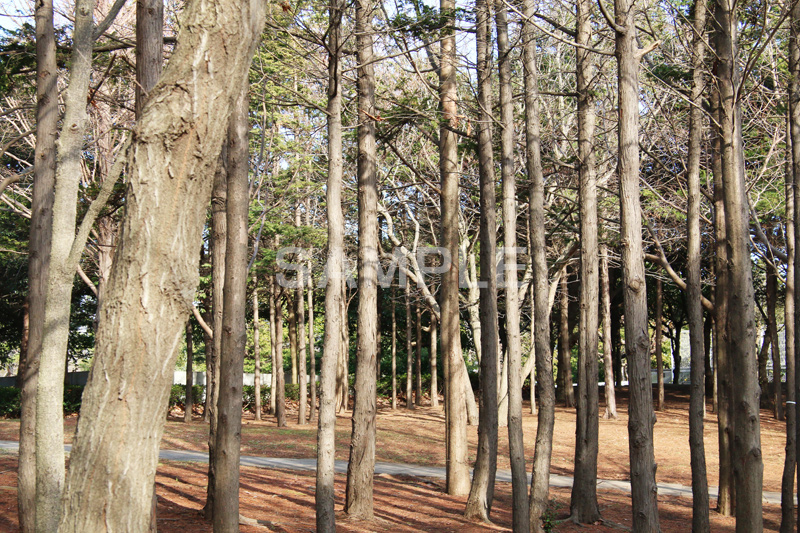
left=558, top=274, right=574, bottom=407
left=344, top=1, right=379, bottom=514
left=654, top=279, right=664, bottom=410
left=185, top=321, right=194, bottom=423
left=56, top=0, right=265, bottom=528
left=464, top=0, right=499, bottom=516
left=20, top=0, right=57, bottom=527
left=316, top=0, right=344, bottom=526
left=714, top=1, right=764, bottom=528
left=440, top=0, right=469, bottom=494
left=687, top=1, right=710, bottom=527
left=522, top=0, right=557, bottom=523
left=601, top=245, right=617, bottom=420
left=254, top=277, right=262, bottom=421
left=204, top=139, right=227, bottom=520
left=297, top=208, right=308, bottom=425
left=571, top=0, right=600, bottom=520
left=613, top=0, right=660, bottom=527
left=780, top=105, right=797, bottom=533
left=289, top=292, right=298, bottom=385
left=791, top=4, right=800, bottom=528
left=767, top=265, right=783, bottom=420
left=212, top=89, right=250, bottom=532
left=494, top=1, right=528, bottom=527
left=275, top=292, right=287, bottom=427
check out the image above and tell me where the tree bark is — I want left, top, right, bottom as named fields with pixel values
left=344, top=0, right=379, bottom=513
left=212, top=88, right=250, bottom=532
left=613, top=0, right=660, bottom=527
left=185, top=320, right=194, bottom=423
left=571, top=0, right=601, bottom=520
left=791, top=3, right=800, bottom=527
left=204, top=137, right=227, bottom=520
left=56, top=0, right=265, bottom=527
left=654, top=278, right=664, bottom=410
left=431, top=316, right=439, bottom=408
left=767, top=264, right=783, bottom=420
left=297, top=208, right=308, bottom=425
left=405, top=280, right=414, bottom=409
left=275, top=291, right=287, bottom=427
left=289, top=291, right=298, bottom=385
left=316, top=0, right=344, bottom=525
left=713, top=1, right=764, bottom=528
left=558, top=274, right=574, bottom=407
left=20, top=0, right=57, bottom=527
left=308, top=253, right=316, bottom=423
left=522, top=0, right=557, bottom=522
left=415, top=304, right=423, bottom=406
left=464, top=0, right=498, bottom=515
left=391, top=286, right=397, bottom=409
left=687, top=1, right=710, bottom=527
left=269, top=275, right=278, bottom=415
left=601, top=245, right=617, bottom=420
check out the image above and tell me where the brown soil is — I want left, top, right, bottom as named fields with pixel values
left=0, top=386, right=790, bottom=531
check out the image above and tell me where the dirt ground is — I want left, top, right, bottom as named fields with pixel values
left=0, top=387, right=790, bottom=531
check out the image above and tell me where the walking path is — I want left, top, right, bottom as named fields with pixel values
left=0, top=440, right=786, bottom=505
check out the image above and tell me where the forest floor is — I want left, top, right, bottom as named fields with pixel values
left=0, top=386, right=789, bottom=531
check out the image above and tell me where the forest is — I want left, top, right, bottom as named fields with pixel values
left=0, top=0, right=795, bottom=529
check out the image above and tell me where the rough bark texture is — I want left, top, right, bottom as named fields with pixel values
left=415, top=305, right=423, bottom=406
left=713, top=1, right=764, bottom=529
left=790, top=0, right=800, bottom=527
left=35, top=0, right=96, bottom=528
left=464, top=0, right=498, bottom=516
left=185, top=321, right=194, bottom=423
left=440, top=0, right=469, bottom=494
left=204, top=138, right=227, bottom=520
left=212, top=89, right=250, bottom=532
left=600, top=245, right=617, bottom=420
left=57, top=0, right=265, bottom=528
left=344, top=0, right=379, bottom=514
left=316, top=0, right=344, bottom=526
left=495, top=1, right=528, bottom=527
left=558, top=274, right=574, bottom=407
left=571, top=0, right=600, bottom=520
left=405, top=281, right=414, bottom=409
left=523, top=0, right=557, bottom=524
left=767, top=266, right=783, bottom=420
left=391, top=287, right=397, bottom=409
left=308, top=259, right=316, bottom=422
left=275, top=293, right=287, bottom=427
left=269, top=275, right=278, bottom=415
left=431, top=316, right=439, bottom=408
left=654, top=279, right=664, bottom=411
left=20, top=0, right=57, bottom=528
left=687, top=1, right=710, bottom=528
left=297, top=208, right=308, bottom=424
left=613, top=0, right=660, bottom=528
left=254, top=278, right=262, bottom=421
left=289, top=292, right=298, bottom=385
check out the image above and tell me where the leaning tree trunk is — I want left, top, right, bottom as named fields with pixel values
left=571, top=0, right=601, bottom=520
left=464, top=0, right=499, bottom=517
left=687, top=1, right=710, bottom=529
left=56, top=0, right=266, bottom=528
left=714, top=0, right=764, bottom=528
left=212, top=88, right=250, bottom=532
left=344, top=0, right=379, bottom=514
left=613, top=0, right=660, bottom=528
left=19, top=0, right=57, bottom=528
left=316, top=0, right=344, bottom=526
left=495, top=0, right=528, bottom=527
left=522, top=0, right=557, bottom=522
left=440, top=0, right=469, bottom=494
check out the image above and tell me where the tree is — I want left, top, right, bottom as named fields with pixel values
left=344, top=0, right=379, bottom=515
left=55, top=0, right=266, bottom=528
left=612, top=0, right=660, bottom=527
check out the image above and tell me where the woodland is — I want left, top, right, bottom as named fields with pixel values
left=0, top=0, right=797, bottom=530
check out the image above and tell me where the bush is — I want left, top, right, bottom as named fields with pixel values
left=242, top=385, right=270, bottom=412
left=169, top=384, right=205, bottom=407
left=0, top=385, right=84, bottom=418
left=285, top=383, right=300, bottom=401
left=63, top=386, right=84, bottom=414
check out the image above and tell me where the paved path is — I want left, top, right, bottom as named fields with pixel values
left=0, top=441, right=786, bottom=505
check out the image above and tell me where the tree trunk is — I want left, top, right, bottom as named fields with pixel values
left=254, top=277, right=262, bottom=421
left=185, top=321, right=194, bottom=423
left=308, top=256, right=316, bottom=423
left=613, top=0, right=660, bottom=527
left=56, top=0, right=265, bottom=527
left=559, top=273, right=574, bottom=407
left=20, top=0, right=57, bottom=527
left=275, top=292, right=287, bottom=427
left=654, top=279, right=664, bottom=410
left=297, top=208, right=308, bottom=425
left=571, top=0, right=601, bottom=520
left=204, top=137, right=227, bottom=521
left=431, top=316, right=439, bottom=408
left=687, top=1, right=710, bottom=527
left=337, top=285, right=349, bottom=412
left=269, top=275, right=278, bottom=415
left=767, top=264, right=783, bottom=420
left=316, top=0, right=344, bottom=526
left=405, top=280, right=414, bottom=409
left=289, top=291, right=298, bottom=385
left=35, top=0, right=98, bottom=526
left=522, top=0, right=557, bottom=521
left=758, top=330, right=770, bottom=404
left=790, top=2, right=800, bottom=528
left=344, top=2, right=379, bottom=514
left=391, top=286, right=397, bottom=409
left=601, top=245, right=617, bottom=420
left=440, top=0, right=469, bottom=494
left=212, top=88, right=249, bottom=532
left=714, top=1, right=764, bottom=527
left=415, top=304, right=423, bottom=406
left=494, top=0, right=528, bottom=527
left=464, top=0, right=499, bottom=515
left=780, top=104, right=797, bottom=533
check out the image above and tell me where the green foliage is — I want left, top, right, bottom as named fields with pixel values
left=0, top=385, right=84, bottom=418
left=168, top=385, right=205, bottom=407
left=242, top=385, right=270, bottom=412
left=285, top=383, right=300, bottom=401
